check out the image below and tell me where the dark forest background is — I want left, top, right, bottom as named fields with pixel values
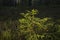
left=0, top=0, right=60, bottom=19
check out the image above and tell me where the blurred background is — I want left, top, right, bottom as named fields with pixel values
left=0, top=0, right=60, bottom=20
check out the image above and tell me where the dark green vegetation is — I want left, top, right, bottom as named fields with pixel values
left=0, top=9, right=60, bottom=40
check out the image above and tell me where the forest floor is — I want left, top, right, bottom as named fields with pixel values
left=0, top=4, right=60, bottom=21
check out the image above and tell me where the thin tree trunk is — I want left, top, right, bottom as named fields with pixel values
left=28, top=0, right=32, bottom=6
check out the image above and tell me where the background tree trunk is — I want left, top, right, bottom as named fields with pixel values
left=0, top=0, right=3, bottom=6
left=28, top=0, right=32, bottom=6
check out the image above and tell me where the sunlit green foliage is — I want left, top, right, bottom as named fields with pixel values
left=18, top=9, right=60, bottom=40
